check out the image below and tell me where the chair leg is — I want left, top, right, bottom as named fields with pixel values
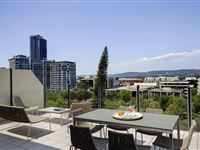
left=103, top=127, right=106, bottom=138
left=135, top=129, right=137, bottom=144
left=27, top=123, right=32, bottom=140
left=67, top=123, right=70, bottom=134
left=48, top=118, right=51, bottom=131
left=69, top=145, right=73, bottom=150
left=141, top=133, right=143, bottom=145
left=105, top=127, right=108, bottom=138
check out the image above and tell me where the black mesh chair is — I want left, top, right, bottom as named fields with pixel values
left=72, top=108, right=105, bottom=136
left=135, top=108, right=163, bottom=144
left=108, top=130, right=151, bottom=150
left=153, top=120, right=196, bottom=150
left=69, top=125, right=108, bottom=150
left=106, top=106, right=130, bottom=136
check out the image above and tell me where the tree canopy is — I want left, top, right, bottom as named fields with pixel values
left=92, top=46, right=109, bottom=108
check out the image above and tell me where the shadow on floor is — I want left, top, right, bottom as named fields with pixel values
left=0, top=133, right=60, bottom=149
left=7, top=125, right=53, bottom=139
left=0, top=119, right=19, bottom=130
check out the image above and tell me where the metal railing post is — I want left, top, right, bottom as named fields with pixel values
left=136, top=85, right=140, bottom=112
left=43, top=60, right=46, bottom=108
left=10, top=68, right=13, bottom=106
left=187, top=86, right=192, bottom=130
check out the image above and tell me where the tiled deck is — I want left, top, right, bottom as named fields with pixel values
left=0, top=113, right=199, bottom=150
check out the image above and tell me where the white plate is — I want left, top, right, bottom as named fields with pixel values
left=112, top=111, right=143, bottom=121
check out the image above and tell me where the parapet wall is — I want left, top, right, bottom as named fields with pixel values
left=0, top=69, right=44, bottom=108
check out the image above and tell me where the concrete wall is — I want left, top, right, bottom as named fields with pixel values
left=0, top=69, right=10, bottom=105
left=0, top=69, right=44, bottom=108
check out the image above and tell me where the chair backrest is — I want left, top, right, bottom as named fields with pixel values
left=12, top=96, right=25, bottom=107
left=182, top=120, right=196, bottom=150
left=70, top=125, right=97, bottom=150
left=119, top=106, right=128, bottom=111
left=108, top=130, right=138, bottom=150
left=0, top=104, right=30, bottom=123
left=145, top=108, right=163, bottom=114
left=71, top=108, right=83, bottom=125
left=68, top=102, right=91, bottom=118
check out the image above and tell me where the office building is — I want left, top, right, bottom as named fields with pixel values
left=49, top=61, right=76, bottom=90
left=9, top=35, right=76, bottom=90
left=144, top=76, right=179, bottom=83
left=30, top=35, right=47, bottom=60
left=30, top=59, right=44, bottom=84
left=9, top=55, right=45, bottom=84
left=9, top=55, right=30, bottom=70
left=80, top=76, right=96, bottom=88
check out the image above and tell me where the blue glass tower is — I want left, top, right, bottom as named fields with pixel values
left=30, top=35, right=47, bottom=60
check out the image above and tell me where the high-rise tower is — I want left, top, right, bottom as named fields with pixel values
left=30, top=35, right=47, bottom=60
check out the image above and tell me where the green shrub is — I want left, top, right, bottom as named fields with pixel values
left=104, top=100, right=118, bottom=109
left=120, top=90, right=131, bottom=102
left=46, top=100, right=57, bottom=107
left=46, top=99, right=67, bottom=108
left=56, top=99, right=67, bottom=108
left=148, top=101, right=160, bottom=109
left=166, top=97, right=186, bottom=118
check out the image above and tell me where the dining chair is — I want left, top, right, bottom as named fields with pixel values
left=106, top=106, right=130, bottom=136
left=135, top=108, right=163, bottom=144
left=108, top=130, right=152, bottom=150
left=69, top=125, right=108, bottom=150
left=153, top=120, right=196, bottom=150
left=63, top=102, right=91, bottom=133
left=72, top=108, right=105, bottom=137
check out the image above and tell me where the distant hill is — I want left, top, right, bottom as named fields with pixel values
left=112, top=69, right=200, bottom=78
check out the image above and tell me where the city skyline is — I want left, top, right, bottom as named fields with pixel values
left=1, top=1, right=200, bottom=75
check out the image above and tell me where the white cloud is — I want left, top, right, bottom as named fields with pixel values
left=109, top=50, right=200, bottom=73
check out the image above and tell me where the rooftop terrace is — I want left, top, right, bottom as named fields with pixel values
left=0, top=113, right=199, bottom=150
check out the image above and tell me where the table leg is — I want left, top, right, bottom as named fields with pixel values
left=48, top=113, right=52, bottom=125
left=73, top=118, right=76, bottom=126
left=60, top=114, right=63, bottom=126
left=177, top=119, right=180, bottom=139
left=169, top=133, right=174, bottom=150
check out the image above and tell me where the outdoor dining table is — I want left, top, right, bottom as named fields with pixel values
left=74, top=108, right=180, bottom=150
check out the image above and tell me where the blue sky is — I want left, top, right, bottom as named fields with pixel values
left=0, top=1, right=200, bottom=75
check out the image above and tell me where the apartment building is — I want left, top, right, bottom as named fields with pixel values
left=9, top=55, right=45, bottom=84
left=49, top=61, right=76, bottom=90
left=9, top=55, right=30, bottom=70
left=144, top=76, right=179, bottom=83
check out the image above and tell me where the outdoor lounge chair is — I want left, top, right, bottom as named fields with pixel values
left=12, top=96, right=39, bottom=114
left=72, top=108, right=104, bottom=136
left=108, top=130, right=151, bottom=150
left=135, top=108, right=163, bottom=144
left=153, top=120, right=196, bottom=150
left=0, top=104, right=51, bottom=140
left=69, top=125, right=108, bottom=150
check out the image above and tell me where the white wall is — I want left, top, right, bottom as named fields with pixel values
left=0, top=69, right=10, bottom=105
left=0, top=69, right=44, bottom=108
